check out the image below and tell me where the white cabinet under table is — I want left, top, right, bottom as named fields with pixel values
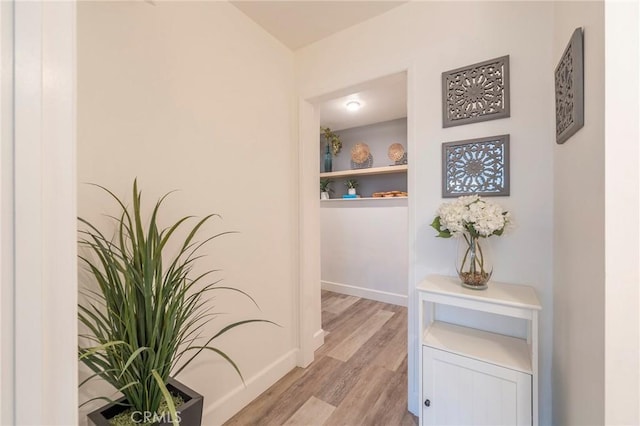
left=418, top=275, right=541, bottom=426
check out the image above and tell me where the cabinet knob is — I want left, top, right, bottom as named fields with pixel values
left=424, top=399, right=431, bottom=407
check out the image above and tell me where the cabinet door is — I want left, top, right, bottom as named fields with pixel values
left=422, top=346, right=531, bottom=426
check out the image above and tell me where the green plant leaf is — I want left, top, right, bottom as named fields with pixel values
left=79, top=341, right=128, bottom=361
left=151, top=370, right=179, bottom=426
left=117, top=347, right=149, bottom=380
left=430, top=216, right=451, bottom=238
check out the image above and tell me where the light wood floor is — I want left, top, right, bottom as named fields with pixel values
left=225, top=290, right=418, bottom=426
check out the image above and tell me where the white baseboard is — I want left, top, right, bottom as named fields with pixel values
left=321, top=280, right=407, bottom=307
left=202, top=348, right=298, bottom=425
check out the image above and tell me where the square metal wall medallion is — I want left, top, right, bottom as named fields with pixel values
left=555, top=28, right=584, bottom=144
left=442, top=135, right=510, bottom=197
left=442, top=55, right=510, bottom=128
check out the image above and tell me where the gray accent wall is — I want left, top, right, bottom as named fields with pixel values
left=319, top=118, right=407, bottom=197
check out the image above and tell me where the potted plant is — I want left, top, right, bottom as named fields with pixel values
left=345, top=179, right=359, bottom=196
left=78, top=180, right=273, bottom=426
left=320, top=178, right=333, bottom=200
left=320, top=126, right=342, bottom=172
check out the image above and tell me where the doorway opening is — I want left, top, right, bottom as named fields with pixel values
left=296, top=71, right=415, bottom=422
left=317, top=72, right=408, bottom=309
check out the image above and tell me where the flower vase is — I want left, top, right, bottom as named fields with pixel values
left=456, top=234, right=492, bottom=290
left=323, top=144, right=332, bottom=172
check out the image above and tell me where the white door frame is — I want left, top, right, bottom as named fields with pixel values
left=603, top=1, right=640, bottom=423
left=296, top=98, right=323, bottom=367
left=1, top=1, right=78, bottom=424
left=0, top=1, right=15, bottom=423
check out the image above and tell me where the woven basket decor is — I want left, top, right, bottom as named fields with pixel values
left=388, top=143, right=405, bottom=162
left=351, top=143, right=371, bottom=164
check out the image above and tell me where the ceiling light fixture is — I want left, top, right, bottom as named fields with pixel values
left=345, top=100, right=361, bottom=111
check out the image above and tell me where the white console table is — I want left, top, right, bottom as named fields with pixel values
left=417, top=275, right=541, bottom=426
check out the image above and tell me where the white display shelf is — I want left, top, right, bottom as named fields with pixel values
left=422, top=321, right=532, bottom=374
left=417, top=275, right=541, bottom=319
left=417, top=274, right=542, bottom=426
left=319, top=164, right=407, bottom=179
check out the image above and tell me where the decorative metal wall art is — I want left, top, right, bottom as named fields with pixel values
left=555, top=28, right=584, bottom=144
left=442, top=135, right=510, bottom=197
left=442, top=56, right=510, bottom=128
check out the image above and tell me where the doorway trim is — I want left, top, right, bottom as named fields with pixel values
left=297, top=97, right=323, bottom=367
left=1, top=1, right=78, bottom=424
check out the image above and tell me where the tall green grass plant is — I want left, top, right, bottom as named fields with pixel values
left=78, top=180, right=270, bottom=425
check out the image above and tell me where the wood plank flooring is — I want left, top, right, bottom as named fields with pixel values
left=225, top=291, right=417, bottom=426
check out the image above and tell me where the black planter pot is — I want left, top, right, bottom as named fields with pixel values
left=87, top=378, right=203, bottom=426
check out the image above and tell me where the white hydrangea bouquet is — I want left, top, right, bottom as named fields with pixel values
left=431, top=195, right=511, bottom=289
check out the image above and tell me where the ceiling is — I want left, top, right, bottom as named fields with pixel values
left=230, top=1, right=407, bottom=51
left=231, top=1, right=408, bottom=130
left=318, top=72, right=407, bottom=131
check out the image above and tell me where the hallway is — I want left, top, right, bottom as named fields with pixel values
left=225, top=291, right=416, bottom=425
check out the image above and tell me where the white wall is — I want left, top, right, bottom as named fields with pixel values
left=297, top=2, right=555, bottom=422
left=553, top=4, right=640, bottom=424
left=321, top=199, right=408, bottom=305
left=77, top=2, right=296, bottom=424
left=552, top=2, right=606, bottom=424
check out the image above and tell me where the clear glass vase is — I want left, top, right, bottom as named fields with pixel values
left=456, top=234, right=492, bottom=290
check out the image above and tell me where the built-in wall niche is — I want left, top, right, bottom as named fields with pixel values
left=319, top=118, right=407, bottom=199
